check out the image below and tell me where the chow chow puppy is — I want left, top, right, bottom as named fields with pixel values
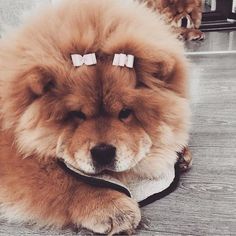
left=140, top=0, right=205, bottom=40
left=0, top=0, right=191, bottom=234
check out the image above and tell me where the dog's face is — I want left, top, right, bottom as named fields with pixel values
left=53, top=65, right=154, bottom=174
left=161, top=0, right=203, bottom=29
left=172, top=13, right=194, bottom=29
left=143, top=0, right=202, bottom=29
left=0, top=0, right=190, bottom=175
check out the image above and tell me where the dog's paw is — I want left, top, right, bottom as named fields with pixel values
left=176, top=28, right=205, bottom=41
left=185, top=28, right=205, bottom=41
left=81, top=196, right=141, bottom=235
left=177, top=147, right=192, bottom=172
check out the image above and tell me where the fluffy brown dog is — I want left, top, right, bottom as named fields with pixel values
left=141, top=0, right=205, bottom=40
left=0, top=0, right=190, bottom=234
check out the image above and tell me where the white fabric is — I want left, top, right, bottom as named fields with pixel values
left=128, top=167, right=175, bottom=202
left=64, top=161, right=175, bottom=203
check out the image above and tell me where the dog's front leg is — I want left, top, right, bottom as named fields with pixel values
left=0, top=153, right=140, bottom=235
left=70, top=185, right=141, bottom=235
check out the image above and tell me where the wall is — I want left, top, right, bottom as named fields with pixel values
left=0, top=0, right=50, bottom=36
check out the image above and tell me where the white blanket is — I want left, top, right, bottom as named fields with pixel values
left=62, top=160, right=179, bottom=206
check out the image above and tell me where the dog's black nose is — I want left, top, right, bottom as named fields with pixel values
left=91, top=143, right=116, bottom=166
left=181, top=17, right=188, bottom=28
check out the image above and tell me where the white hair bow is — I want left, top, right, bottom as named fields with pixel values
left=71, top=53, right=97, bottom=67
left=112, top=53, right=134, bottom=68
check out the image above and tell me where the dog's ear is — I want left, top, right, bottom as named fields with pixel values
left=0, top=65, right=56, bottom=129
left=136, top=52, right=188, bottom=96
left=26, top=67, right=55, bottom=97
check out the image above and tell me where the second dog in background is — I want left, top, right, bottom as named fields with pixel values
left=140, top=0, right=205, bottom=40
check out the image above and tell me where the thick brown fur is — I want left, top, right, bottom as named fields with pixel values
left=140, top=0, right=205, bottom=40
left=0, top=0, right=190, bottom=234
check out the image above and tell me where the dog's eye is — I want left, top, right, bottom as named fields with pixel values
left=43, top=80, right=55, bottom=93
left=67, top=111, right=86, bottom=121
left=119, top=108, right=132, bottom=120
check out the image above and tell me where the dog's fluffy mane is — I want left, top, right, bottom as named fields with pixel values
left=0, top=0, right=190, bottom=229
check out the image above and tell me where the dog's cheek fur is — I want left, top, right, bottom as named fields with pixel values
left=0, top=67, right=59, bottom=158
left=133, top=49, right=190, bottom=150
left=134, top=89, right=190, bottom=149
left=113, top=88, right=190, bottom=182
left=16, top=103, right=59, bottom=158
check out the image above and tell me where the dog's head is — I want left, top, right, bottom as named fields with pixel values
left=0, top=0, right=190, bottom=174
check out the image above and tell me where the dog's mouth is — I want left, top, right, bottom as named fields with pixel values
left=60, top=161, right=128, bottom=178
left=174, top=14, right=194, bottom=29
left=56, top=134, right=153, bottom=175
left=57, top=156, right=141, bottom=175
left=58, top=159, right=98, bottom=176
left=56, top=143, right=152, bottom=175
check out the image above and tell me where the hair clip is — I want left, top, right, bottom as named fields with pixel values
left=71, top=53, right=97, bottom=67
left=112, top=53, right=134, bottom=68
